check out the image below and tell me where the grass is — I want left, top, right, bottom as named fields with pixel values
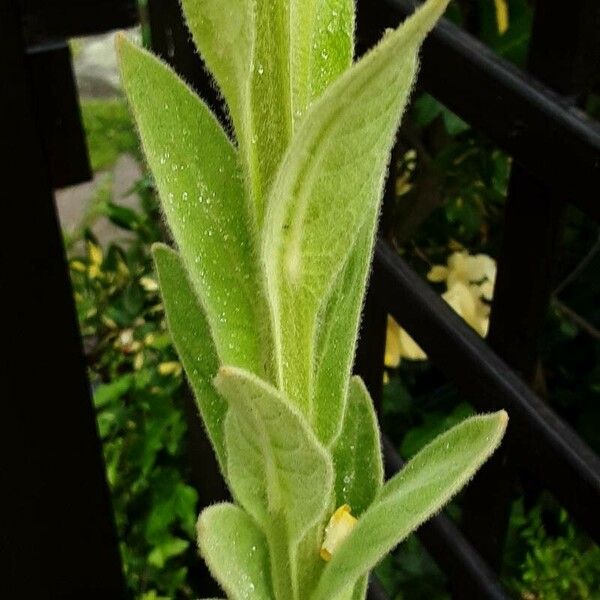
left=81, top=98, right=140, bottom=171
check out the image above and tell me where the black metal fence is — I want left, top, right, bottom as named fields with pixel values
left=2, top=0, right=599, bottom=598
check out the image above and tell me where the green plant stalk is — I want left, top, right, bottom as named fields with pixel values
left=118, top=1, right=508, bottom=598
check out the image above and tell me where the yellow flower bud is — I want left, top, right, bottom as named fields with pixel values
left=320, top=505, right=358, bottom=561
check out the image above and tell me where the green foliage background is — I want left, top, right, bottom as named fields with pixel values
left=374, top=1, right=600, bottom=598
left=69, top=160, right=199, bottom=598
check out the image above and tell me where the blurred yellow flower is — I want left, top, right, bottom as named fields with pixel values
left=385, top=316, right=402, bottom=368
left=494, top=0, right=509, bottom=35
left=385, top=316, right=426, bottom=368
left=70, top=260, right=86, bottom=273
left=442, top=281, right=490, bottom=337
left=320, top=505, right=358, bottom=561
left=87, top=241, right=104, bottom=279
left=427, top=251, right=496, bottom=298
left=158, top=361, right=182, bottom=377
left=384, top=251, right=496, bottom=369
left=140, top=276, right=159, bottom=292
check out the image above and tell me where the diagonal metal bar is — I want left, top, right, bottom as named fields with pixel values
left=1, top=0, right=126, bottom=596
left=21, top=0, right=139, bottom=45
left=461, top=0, right=596, bottom=566
left=380, top=437, right=512, bottom=600
left=357, top=0, right=600, bottom=220
left=374, top=240, right=600, bottom=543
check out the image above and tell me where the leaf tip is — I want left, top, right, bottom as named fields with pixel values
left=114, top=31, right=126, bottom=49
left=483, top=409, right=509, bottom=454
left=495, top=409, right=509, bottom=436
left=213, top=365, right=238, bottom=392
left=395, top=0, right=450, bottom=49
left=197, top=502, right=227, bottom=543
left=115, top=32, right=139, bottom=84
left=114, top=30, right=135, bottom=59
left=150, top=241, right=170, bottom=258
left=489, top=409, right=509, bottom=432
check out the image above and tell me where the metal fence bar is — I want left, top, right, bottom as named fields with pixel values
left=462, top=0, right=599, bottom=565
left=21, top=0, right=139, bottom=45
left=489, top=0, right=594, bottom=390
left=146, top=0, right=228, bottom=125
left=525, top=0, right=600, bottom=99
left=354, top=264, right=388, bottom=411
left=26, top=41, right=92, bottom=188
left=357, top=0, right=600, bottom=221
left=374, top=240, right=600, bottom=544
left=1, top=0, right=126, bottom=597
left=381, top=438, right=512, bottom=600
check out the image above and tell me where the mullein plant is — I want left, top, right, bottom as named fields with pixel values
left=117, top=0, right=507, bottom=598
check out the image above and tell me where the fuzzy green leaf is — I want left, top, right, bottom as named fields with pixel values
left=295, top=525, right=329, bottom=599
left=152, top=244, right=227, bottom=472
left=249, top=0, right=294, bottom=217
left=182, top=0, right=354, bottom=227
left=332, top=377, right=383, bottom=516
left=215, top=366, right=333, bottom=545
left=118, top=36, right=271, bottom=379
left=312, top=411, right=509, bottom=600
left=263, top=0, right=450, bottom=419
left=182, top=0, right=293, bottom=224
left=214, top=366, right=334, bottom=598
left=198, top=503, right=274, bottom=600
left=180, top=0, right=253, bottom=139
left=313, top=221, right=373, bottom=445
left=182, top=0, right=292, bottom=223
left=352, top=577, right=368, bottom=600
left=179, top=0, right=255, bottom=210
left=292, top=0, right=355, bottom=121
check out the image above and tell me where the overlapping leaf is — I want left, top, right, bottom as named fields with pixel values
left=153, top=244, right=227, bottom=472
left=215, top=367, right=333, bottom=545
left=215, top=366, right=334, bottom=599
left=180, top=0, right=256, bottom=212
left=313, top=220, right=374, bottom=445
left=292, top=0, right=355, bottom=121
left=118, top=37, right=271, bottom=379
left=332, top=377, right=383, bottom=515
left=182, top=0, right=355, bottom=225
left=312, top=411, right=508, bottom=600
left=198, top=502, right=274, bottom=599
left=262, top=0, right=450, bottom=420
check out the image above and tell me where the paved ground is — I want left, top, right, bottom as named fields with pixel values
left=56, top=154, right=142, bottom=248
left=55, top=31, right=143, bottom=248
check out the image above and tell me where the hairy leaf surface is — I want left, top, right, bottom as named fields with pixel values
left=332, top=377, right=383, bottom=515
left=352, top=577, right=369, bottom=600
left=215, top=367, right=334, bottom=598
left=153, top=244, right=227, bottom=472
left=250, top=0, right=294, bottom=217
left=198, top=503, right=274, bottom=599
left=180, top=0, right=255, bottom=201
left=292, top=0, right=355, bottom=121
left=263, top=0, right=450, bottom=419
left=183, top=0, right=355, bottom=226
left=118, top=37, right=271, bottom=378
left=215, top=367, right=333, bottom=546
left=313, top=220, right=373, bottom=445
left=312, top=411, right=508, bottom=600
